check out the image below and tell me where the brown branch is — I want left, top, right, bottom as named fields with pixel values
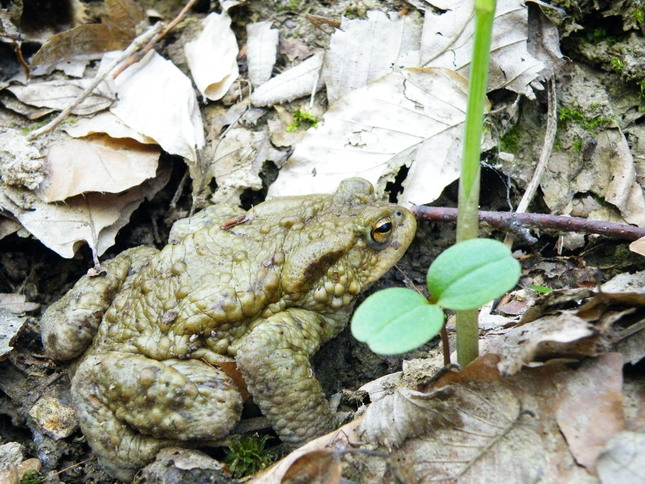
left=411, top=206, right=645, bottom=241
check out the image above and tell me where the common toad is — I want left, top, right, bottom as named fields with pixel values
left=41, top=178, right=416, bottom=481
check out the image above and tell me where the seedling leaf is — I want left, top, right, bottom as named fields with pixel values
left=351, top=287, right=444, bottom=354
left=427, top=239, right=520, bottom=310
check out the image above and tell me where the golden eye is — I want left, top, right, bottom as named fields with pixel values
left=370, top=217, right=393, bottom=244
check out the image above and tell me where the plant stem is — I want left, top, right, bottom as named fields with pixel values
left=455, top=0, right=496, bottom=366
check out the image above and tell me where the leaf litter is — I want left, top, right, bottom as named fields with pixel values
left=0, top=0, right=644, bottom=482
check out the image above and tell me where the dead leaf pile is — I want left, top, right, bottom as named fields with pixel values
left=252, top=270, right=645, bottom=483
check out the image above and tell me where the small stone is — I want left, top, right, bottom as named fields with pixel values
left=29, top=396, right=78, bottom=440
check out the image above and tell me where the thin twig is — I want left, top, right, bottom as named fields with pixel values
left=26, top=22, right=164, bottom=140
left=504, top=76, right=557, bottom=247
left=411, top=205, right=645, bottom=241
left=111, top=0, right=198, bottom=78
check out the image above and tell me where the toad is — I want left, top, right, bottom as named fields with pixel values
left=41, top=178, right=416, bottom=481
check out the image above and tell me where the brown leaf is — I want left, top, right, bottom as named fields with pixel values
left=30, top=0, right=146, bottom=72
left=37, top=134, right=160, bottom=202
left=554, top=353, right=625, bottom=473
left=281, top=450, right=342, bottom=484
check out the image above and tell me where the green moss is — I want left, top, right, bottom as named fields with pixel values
left=500, top=124, right=522, bottom=153
left=20, top=469, right=45, bottom=484
left=286, top=108, right=320, bottom=132
left=558, top=106, right=612, bottom=135
left=223, top=434, right=276, bottom=478
left=571, top=138, right=582, bottom=152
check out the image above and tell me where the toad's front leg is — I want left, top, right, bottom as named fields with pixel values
left=234, top=308, right=347, bottom=443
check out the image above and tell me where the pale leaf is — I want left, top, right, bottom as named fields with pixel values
left=0, top=309, right=28, bottom=360
left=7, top=79, right=115, bottom=115
left=184, top=12, right=239, bottom=101
left=246, top=21, right=279, bottom=87
left=268, top=67, right=474, bottom=206
left=629, top=237, right=645, bottom=256
left=37, top=135, right=160, bottom=202
left=0, top=166, right=170, bottom=258
left=323, top=10, right=422, bottom=104
left=421, top=0, right=544, bottom=98
left=63, top=111, right=157, bottom=144
left=106, top=50, right=205, bottom=161
left=250, top=53, right=324, bottom=107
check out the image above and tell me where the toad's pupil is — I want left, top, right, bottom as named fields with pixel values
left=374, top=222, right=392, bottom=233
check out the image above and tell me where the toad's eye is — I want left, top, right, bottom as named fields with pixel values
left=370, top=217, right=393, bottom=244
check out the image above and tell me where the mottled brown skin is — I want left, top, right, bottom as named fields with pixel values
left=41, top=178, right=416, bottom=481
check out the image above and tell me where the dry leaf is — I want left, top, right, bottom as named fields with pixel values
left=0, top=309, right=28, bottom=361
left=0, top=165, right=170, bottom=258
left=0, top=294, right=39, bottom=313
left=0, top=128, right=46, bottom=190
left=323, top=10, right=422, bottom=104
left=37, top=135, right=160, bottom=202
left=246, top=21, right=279, bottom=87
left=597, top=431, right=645, bottom=484
left=207, top=128, right=279, bottom=204
left=281, top=450, right=342, bottom=484
left=421, top=0, right=544, bottom=98
left=30, top=0, right=147, bottom=74
left=554, top=353, right=625, bottom=472
left=267, top=67, right=474, bottom=205
left=629, top=236, right=645, bottom=256
left=63, top=111, right=157, bottom=144
left=106, top=50, right=205, bottom=161
left=184, top=12, right=239, bottom=101
left=7, top=78, right=115, bottom=115
left=489, top=277, right=645, bottom=375
left=250, top=53, right=324, bottom=107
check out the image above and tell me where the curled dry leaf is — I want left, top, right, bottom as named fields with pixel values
left=37, top=135, right=160, bottom=202
left=30, top=0, right=147, bottom=74
left=246, top=21, right=279, bottom=88
left=106, top=50, right=205, bottom=161
left=0, top=164, right=170, bottom=258
left=184, top=12, right=239, bottom=101
left=250, top=53, right=324, bottom=107
left=488, top=273, right=645, bottom=375
left=7, top=78, right=115, bottom=115
left=63, top=111, right=157, bottom=144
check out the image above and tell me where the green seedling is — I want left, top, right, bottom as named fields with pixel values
left=351, top=238, right=520, bottom=355
left=286, top=108, right=319, bottom=132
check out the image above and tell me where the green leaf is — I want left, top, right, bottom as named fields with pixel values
left=427, top=238, right=520, bottom=310
left=351, top=287, right=444, bottom=354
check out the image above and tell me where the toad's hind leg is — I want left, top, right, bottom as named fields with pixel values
left=72, top=352, right=243, bottom=482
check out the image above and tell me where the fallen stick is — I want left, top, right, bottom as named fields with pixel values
left=411, top=206, right=645, bottom=241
